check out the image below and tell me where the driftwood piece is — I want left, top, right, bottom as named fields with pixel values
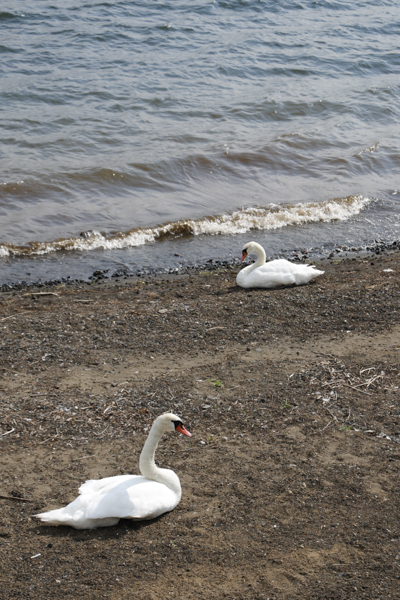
left=23, top=292, right=59, bottom=297
left=0, top=494, right=35, bottom=503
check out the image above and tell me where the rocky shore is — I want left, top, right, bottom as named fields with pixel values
left=1, top=238, right=399, bottom=292
left=0, top=251, right=399, bottom=599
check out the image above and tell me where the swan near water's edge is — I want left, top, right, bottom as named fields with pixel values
left=237, top=241, right=324, bottom=289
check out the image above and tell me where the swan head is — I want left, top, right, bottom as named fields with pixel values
left=153, top=412, right=191, bottom=437
left=241, top=241, right=258, bottom=262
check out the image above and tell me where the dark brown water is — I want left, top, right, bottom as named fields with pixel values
left=1, top=0, right=400, bottom=283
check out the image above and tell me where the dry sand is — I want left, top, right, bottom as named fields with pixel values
left=1, top=252, right=399, bottom=599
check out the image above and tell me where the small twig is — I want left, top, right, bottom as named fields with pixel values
left=366, top=374, right=384, bottom=388
left=93, top=426, right=109, bottom=437
left=206, top=326, right=227, bottom=331
left=360, top=367, right=375, bottom=375
left=39, top=433, right=59, bottom=445
left=0, top=494, right=35, bottom=503
left=321, top=380, right=343, bottom=388
left=350, top=375, right=383, bottom=389
left=365, top=282, right=388, bottom=289
left=320, top=420, right=333, bottom=433
left=0, top=312, right=30, bottom=322
left=324, top=407, right=339, bottom=422
left=343, top=383, right=372, bottom=396
left=0, top=427, right=15, bottom=438
left=23, top=292, right=59, bottom=297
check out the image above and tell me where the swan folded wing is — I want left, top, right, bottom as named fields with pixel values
left=259, top=259, right=317, bottom=274
left=238, top=264, right=296, bottom=288
left=256, top=265, right=296, bottom=286
left=259, top=260, right=324, bottom=285
left=85, top=478, right=180, bottom=521
left=36, top=476, right=180, bottom=528
left=78, top=474, right=136, bottom=496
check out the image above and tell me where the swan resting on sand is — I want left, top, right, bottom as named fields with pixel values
left=237, top=241, right=324, bottom=289
left=35, top=413, right=191, bottom=529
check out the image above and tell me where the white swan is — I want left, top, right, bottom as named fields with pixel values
left=236, top=241, right=324, bottom=289
left=35, top=413, right=191, bottom=530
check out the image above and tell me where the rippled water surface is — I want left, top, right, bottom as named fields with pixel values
left=1, top=0, right=400, bottom=282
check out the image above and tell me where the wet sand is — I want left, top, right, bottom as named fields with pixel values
left=0, top=252, right=399, bottom=599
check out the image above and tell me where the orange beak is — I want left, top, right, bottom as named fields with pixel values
left=241, top=251, right=247, bottom=262
left=176, top=423, right=192, bottom=437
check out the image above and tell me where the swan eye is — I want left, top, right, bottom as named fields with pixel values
left=173, top=420, right=182, bottom=430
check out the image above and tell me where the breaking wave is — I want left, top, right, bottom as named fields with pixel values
left=0, top=195, right=371, bottom=258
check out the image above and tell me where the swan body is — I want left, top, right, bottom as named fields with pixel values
left=35, top=413, right=191, bottom=529
left=237, top=241, right=324, bottom=289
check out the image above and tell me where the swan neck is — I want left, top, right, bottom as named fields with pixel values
left=139, top=418, right=182, bottom=496
left=139, top=422, right=162, bottom=480
left=251, top=244, right=266, bottom=270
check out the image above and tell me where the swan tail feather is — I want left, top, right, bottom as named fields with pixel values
left=34, top=508, right=120, bottom=529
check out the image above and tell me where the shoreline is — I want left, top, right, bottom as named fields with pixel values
left=1, top=237, right=399, bottom=292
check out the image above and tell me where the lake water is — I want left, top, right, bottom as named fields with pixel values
left=1, top=0, right=399, bottom=283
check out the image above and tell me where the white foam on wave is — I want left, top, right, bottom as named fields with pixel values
left=1, top=229, right=158, bottom=257
left=190, top=195, right=371, bottom=236
left=0, top=245, right=10, bottom=257
left=0, top=195, right=370, bottom=258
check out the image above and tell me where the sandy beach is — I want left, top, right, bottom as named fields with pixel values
left=1, top=251, right=399, bottom=599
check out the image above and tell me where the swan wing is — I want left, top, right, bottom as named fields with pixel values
left=35, top=475, right=180, bottom=529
